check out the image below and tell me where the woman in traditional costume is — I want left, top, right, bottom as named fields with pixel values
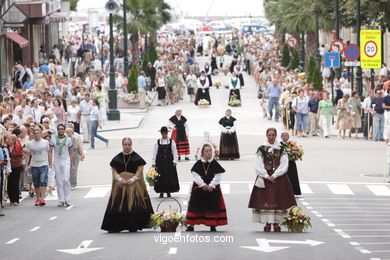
left=219, top=109, right=240, bottom=160
left=233, top=62, right=244, bottom=87
left=280, top=132, right=301, bottom=195
left=248, top=128, right=297, bottom=232
left=168, top=108, right=190, bottom=161
left=101, top=137, right=154, bottom=233
left=194, top=71, right=211, bottom=106
left=228, top=71, right=241, bottom=105
left=186, top=143, right=228, bottom=232
left=152, top=126, right=180, bottom=198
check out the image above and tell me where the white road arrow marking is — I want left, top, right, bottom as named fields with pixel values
left=57, top=240, right=104, bottom=255
left=241, top=239, right=289, bottom=253
left=241, top=238, right=324, bottom=253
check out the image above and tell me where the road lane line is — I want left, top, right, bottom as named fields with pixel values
left=49, top=216, right=58, bottom=221
left=300, top=184, right=313, bottom=194
left=350, top=242, right=360, bottom=246
left=366, top=185, right=390, bottom=196
left=83, top=187, right=111, bottom=198
left=248, top=184, right=253, bottom=193
left=327, top=184, right=354, bottom=195
left=352, top=235, right=390, bottom=238
left=30, top=226, right=41, bottom=232
left=302, top=201, right=309, bottom=205
left=321, top=219, right=335, bottom=227
left=66, top=205, right=74, bottom=210
left=343, top=229, right=390, bottom=232
left=168, top=247, right=177, bottom=255
left=334, top=229, right=351, bottom=238
left=357, top=248, right=371, bottom=254
left=6, top=238, right=20, bottom=244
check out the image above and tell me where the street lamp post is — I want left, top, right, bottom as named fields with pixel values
left=123, top=0, right=129, bottom=76
left=299, top=32, right=305, bottom=70
left=355, top=0, right=363, bottom=98
left=335, top=0, right=341, bottom=79
left=106, top=0, right=120, bottom=121
left=315, top=12, right=321, bottom=69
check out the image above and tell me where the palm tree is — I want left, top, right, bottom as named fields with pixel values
left=264, top=0, right=334, bottom=60
left=113, top=0, right=171, bottom=70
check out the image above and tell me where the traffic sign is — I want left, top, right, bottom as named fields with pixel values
left=324, top=52, right=340, bottom=68
left=330, top=40, right=344, bottom=53
left=344, top=44, right=360, bottom=60
left=360, top=30, right=382, bottom=69
left=287, top=36, right=298, bottom=48
left=344, top=61, right=361, bottom=67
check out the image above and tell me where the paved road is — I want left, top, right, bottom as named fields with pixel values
left=1, top=56, right=389, bottom=260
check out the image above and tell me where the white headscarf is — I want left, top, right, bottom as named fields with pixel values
left=265, top=141, right=282, bottom=153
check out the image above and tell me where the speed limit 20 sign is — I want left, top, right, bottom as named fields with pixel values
left=360, top=30, right=382, bottom=69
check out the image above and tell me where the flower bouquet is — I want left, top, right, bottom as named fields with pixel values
left=282, top=206, right=311, bottom=232
left=213, top=82, right=221, bottom=89
left=283, top=140, right=304, bottom=161
left=195, top=136, right=219, bottom=160
left=145, top=168, right=159, bottom=186
left=118, top=93, right=140, bottom=104
left=228, top=93, right=241, bottom=107
left=198, top=99, right=210, bottom=108
left=149, top=198, right=186, bottom=232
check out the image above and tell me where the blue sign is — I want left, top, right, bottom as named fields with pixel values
left=344, top=44, right=360, bottom=60
left=324, top=52, right=340, bottom=68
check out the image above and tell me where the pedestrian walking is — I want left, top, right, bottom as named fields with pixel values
left=65, top=128, right=84, bottom=190
left=194, top=71, right=211, bottom=106
left=308, top=90, right=319, bottom=136
left=292, top=90, right=309, bottom=137
left=371, top=89, right=385, bottom=141
left=266, top=80, right=282, bottom=122
left=363, top=90, right=374, bottom=139
left=101, top=137, right=154, bottom=233
left=25, top=128, right=50, bottom=207
left=138, top=71, right=147, bottom=109
left=228, top=72, right=241, bottom=105
left=318, top=91, right=333, bottom=138
left=152, top=126, right=180, bottom=198
left=336, top=94, right=352, bottom=139
left=185, top=70, right=197, bottom=102
left=90, top=99, right=109, bottom=149
left=6, top=134, right=23, bottom=205
left=79, top=93, right=93, bottom=143
left=348, top=91, right=362, bottom=138
left=49, top=124, right=74, bottom=207
left=280, top=132, right=301, bottom=195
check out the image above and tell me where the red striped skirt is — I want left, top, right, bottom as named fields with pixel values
left=186, top=195, right=228, bottom=226
left=171, top=130, right=190, bottom=155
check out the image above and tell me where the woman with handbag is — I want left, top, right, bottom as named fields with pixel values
left=186, top=143, right=228, bottom=232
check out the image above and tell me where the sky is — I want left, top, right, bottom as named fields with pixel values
left=77, top=0, right=264, bottom=17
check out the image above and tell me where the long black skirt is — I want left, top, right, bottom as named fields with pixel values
left=194, top=88, right=211, bottom=105
left=238, top=74, right=244, bottom=87
left=101, top=190, right=154, bottom=232
left=154, top=159, right=180, bottom=193
left=286, top=160, right=301, bottom=195
left=207, top=75, right=213, bottom=86
left=157, top=87, right=166, bottom=100
left=219, top=132, right=240, bottom=160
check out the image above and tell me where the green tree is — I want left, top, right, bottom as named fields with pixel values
left=312, top=66, right=323, bottom=90
left=281, top=43, right=290, bottom=68
left=142, top=52, right=149, bottom=76
left=306, top=56, right=316, bottom=83
left=147, top=40, right=158, bottom=64
left=127, top=64, right=138, bottom=93
left=63, top=0, right=79, bottom=11
left=289, top=47, right=300, bottom=70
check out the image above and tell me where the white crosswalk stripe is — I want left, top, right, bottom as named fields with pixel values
left=327, top=184, right=355, bottom=195
left=300, top=184, right=313, bottom=194
left=366, top=185, right=390, bottom=196
left=83, top=187, right=111, bottom=198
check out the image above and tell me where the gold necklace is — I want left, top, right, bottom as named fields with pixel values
left=202, top=161, right=211, bottom=176
left=122, top=153, right=132, bottom=172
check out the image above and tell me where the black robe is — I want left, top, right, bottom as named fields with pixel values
left=101, top=152, right=154, bottom=232
left=154, top=139, right=180, bottom=193
left=194, top=79, right=211, bottom=105
left=219, top=117, right=240, bottom=160
left=188, top=160, right=225, bottom=213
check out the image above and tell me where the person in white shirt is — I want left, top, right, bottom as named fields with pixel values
left=234, top=63, right=245, bottom=87
left=48, top=124, right=74, bottom=207
left=152, top=126, right=179, bottom=198
left=12, top=108, right=26, bottom=126
left=30, top=99, right=44, bottom=124
left=67, top=98, right=81, bottom=134
left=186, top=70, right=197, bottom=102
left=79, top=94, right=93, bottom=143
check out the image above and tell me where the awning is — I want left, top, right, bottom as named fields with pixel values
left=4, top=33, right=29, bottom=48
left=49, top=12, right=68, bottom=23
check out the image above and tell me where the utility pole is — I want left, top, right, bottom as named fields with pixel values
left=123, top=0, right=129, bottom=76
left=335, top=0, right=341, bottom=79
left=356, top=0, right=363, bottom=98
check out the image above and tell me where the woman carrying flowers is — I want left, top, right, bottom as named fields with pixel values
left=280, top=132, right=302, bottom=195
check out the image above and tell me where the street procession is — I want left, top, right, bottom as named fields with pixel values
left=1, top=0, right=390, bottom=259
